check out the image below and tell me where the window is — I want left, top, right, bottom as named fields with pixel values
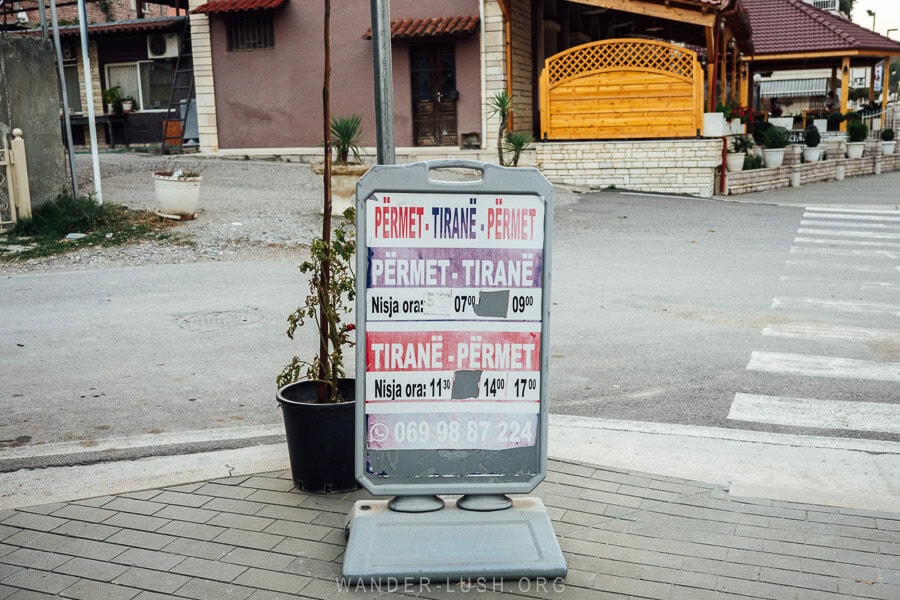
left=62, top=64, right=82, bottom=113
left=226, top=13, right=275, bottom=51
left=106, top=60, right=176, bottom=111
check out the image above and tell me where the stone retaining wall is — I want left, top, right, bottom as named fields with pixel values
left=726, top=141, right=900, bottom=195
left=536, top=139, right=722, bottom=197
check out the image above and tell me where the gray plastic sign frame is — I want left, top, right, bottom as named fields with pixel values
left=355, top=160, right=553, bottom=497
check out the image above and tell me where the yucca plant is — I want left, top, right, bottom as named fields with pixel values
left=503, top=131, right=534, bottom=167
left=488, top=90, right=513, bottom=165
left=331, top=114, right=362, bottom=164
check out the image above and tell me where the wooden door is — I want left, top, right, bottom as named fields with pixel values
left=411, top=44, right=458, bottom=146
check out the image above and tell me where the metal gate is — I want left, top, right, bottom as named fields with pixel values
left=0, top=144, right=14, bottom=229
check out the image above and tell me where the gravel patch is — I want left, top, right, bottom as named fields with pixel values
left=1, top=153, right=326, bottom=275
left=1, top=152, right=583, bottom=276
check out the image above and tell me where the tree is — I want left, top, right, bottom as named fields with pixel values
left=839, top=0, right=854, bottom=18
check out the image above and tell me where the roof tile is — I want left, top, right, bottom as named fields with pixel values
left=192, top=0, right=287, bottom=15
left=363, top=15, right=480, bottom=40
left=743, top=0, right=900, bottom=55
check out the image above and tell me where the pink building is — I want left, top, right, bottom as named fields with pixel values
left=190, top=0, right=483, bottom=151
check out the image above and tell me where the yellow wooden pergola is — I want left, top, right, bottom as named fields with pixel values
left=496, top=0, right=754, bottom=140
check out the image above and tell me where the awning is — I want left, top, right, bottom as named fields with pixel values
left=362, top=15, right=480, bottom=40
left=18, top=16, right=186, bottom=37
left=192, top=0, right=287, bottom=15
left=758, top=78, right=828, bottom=98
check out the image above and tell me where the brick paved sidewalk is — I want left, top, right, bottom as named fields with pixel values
left=1, top=459, right=897, bottom=599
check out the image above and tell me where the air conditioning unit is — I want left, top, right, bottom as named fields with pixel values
left=61, top=40, right=77, bottom=61
left=147, top=33, right=180, bottom=59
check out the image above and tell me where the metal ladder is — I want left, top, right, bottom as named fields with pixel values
left=160, top=20, right=195, bottom=154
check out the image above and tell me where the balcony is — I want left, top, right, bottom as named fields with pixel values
left=805, top=0, right=839, bottom=12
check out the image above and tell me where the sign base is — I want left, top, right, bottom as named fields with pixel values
left=342, top=496, right=567, bottom=583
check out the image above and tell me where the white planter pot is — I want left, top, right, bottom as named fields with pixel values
left=729, top=120, right=745, bottom=135
left=846, top=142, right=865, bottom=159
left=152, top=173, right=201, bottom=218
left=882, top=141, right=896, bottom=156
left=311, top=162, right=370, bottom=216
left=802, top=147, right=822, bottom=163
left=725, top=152, right=745, bottom=172
left=762, top=148, right=785, bottom=168
left=703, top=112, right=726, bottom=137
left=769, top=117, right=793, bottom=130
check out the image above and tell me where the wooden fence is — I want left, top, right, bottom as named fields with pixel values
left=539, top=38, right=704, bottom=140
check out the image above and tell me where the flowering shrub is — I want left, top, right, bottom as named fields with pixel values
left=717, top=100, right=754, bottom=123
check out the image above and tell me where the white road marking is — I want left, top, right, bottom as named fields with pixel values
left=778, top=277, right=900, bottom=293
left=784, top=259, right=893, bottom=272
left=771, top=297, right=900, bottom=314
left=801, top=213, right=900, bottom=222
left=747, top=351, right=900, bottom=382
left=801, top=219, right=900, bottom=230
left=797, top=228, right=900, bottom=240
left=761, top=323, right=899, bottom=343
left=729, top=392, right=900, bottom=433
left=789, top=246, right=900, bottom=259
left=793, top=236, right=900, bottom=248
left=804, top=207, right=900, bottom=215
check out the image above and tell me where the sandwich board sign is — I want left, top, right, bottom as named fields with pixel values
left=354, top=160, right=552, bottom=496
left=344, top=161, right=566, bottom=582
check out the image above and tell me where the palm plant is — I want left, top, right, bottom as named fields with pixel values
left=331, top=114, right=362, bottom=164
left=488, top=90, right=513, bottom=165
left=503, top=131, right=533, bottom=166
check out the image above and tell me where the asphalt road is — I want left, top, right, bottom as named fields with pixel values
left=2, top=169, right=898, bottom=472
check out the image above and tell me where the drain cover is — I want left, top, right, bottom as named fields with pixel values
left=179, top=309, right=263, bottom=331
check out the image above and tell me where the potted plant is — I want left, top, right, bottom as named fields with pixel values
left=761, top=126, right=790, bottom=168
left=726, top=134, right=751, bottom=172
left=502, top=130, right=534, bottom=167
left=151, top=162, right=203, bottom=220
left=489, top=90, right=514, bottom=163
left=881, top=128, right=895, bottom=156
left=276, top=207, right=357, bottom=493
left=312, top=113, right=368, bottom=215
left=121, top=96, right=136, bottom=114
left=802, top=125, right=822, bottom=163
left=846, top=120, right=868, bottom=159
left=276, top=0, right=358, bottom=494
left=102, top=85, right=123, bottom=114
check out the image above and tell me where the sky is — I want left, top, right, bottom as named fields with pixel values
left=850, top=0, right=900, bottom=39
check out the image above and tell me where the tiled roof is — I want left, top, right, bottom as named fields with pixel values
left=743, top=0, right=900, bottom=55
left=192, top=0, right=287, bottom=15
left=17, top=16, right=185, bottom=37
left=363, top=15, right=480, bottom=40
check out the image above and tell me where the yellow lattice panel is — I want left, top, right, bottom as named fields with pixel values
left=540, top=39, right=703, bottom=140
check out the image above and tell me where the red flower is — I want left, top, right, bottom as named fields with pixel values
left=346, top=323, right=355, bottom=331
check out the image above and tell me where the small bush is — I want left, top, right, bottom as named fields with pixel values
left=762, top=126, right=791, bottom=149
left=847, top=121, right=868, bottom=143
left=803, top=126, right=821, bottom=148
left=12, top=193, right=114, bottom=238
left=751, top=120, right=771, bottom=146
left=882, top=128, right=895, bottom=142
left=743, top=154, right=763, bottom=170
left=826, top=112, right=844, bottom=131
left=3, top=193, right=180, bottom=261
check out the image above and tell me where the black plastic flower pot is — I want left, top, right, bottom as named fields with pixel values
left=276, top=379, right=357, bottom=493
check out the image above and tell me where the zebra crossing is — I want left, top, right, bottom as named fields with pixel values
left=729, top=207, right=900, bottom=438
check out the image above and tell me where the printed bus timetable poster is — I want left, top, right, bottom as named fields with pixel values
left=362, top=188, right=547, bottom=452
left=364, top=323, right=542, bottom=451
